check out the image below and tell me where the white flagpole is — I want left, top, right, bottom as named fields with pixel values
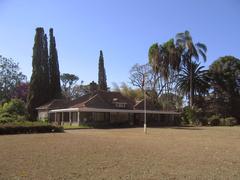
left=143, top=74, right=147, bottom=134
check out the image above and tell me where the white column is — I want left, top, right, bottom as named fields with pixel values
left=69, top=112, right=72, bottom=126
left=61, top=112, right=64, bottom=125
left=55, top=112, right=57, bottom=123
left=77, top=112, right=80, bottom=125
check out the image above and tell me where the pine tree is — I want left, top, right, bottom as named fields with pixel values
left=27, top=27, right=50, bottom=120
left=49, top=28, right=62, bottom=99
left=98, top=50, right=107, bottom=91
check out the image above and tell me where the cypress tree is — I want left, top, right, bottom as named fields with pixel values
left=98, top=50, right=107, bottom=91
left=43, top=34, right=50, bottom=99
left=49, top=28, right=62, bottom=99
left=27, top=27, right=50, bottom=120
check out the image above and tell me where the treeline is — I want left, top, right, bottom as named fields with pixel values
left=124, top=31, right=240, bottom=125
left=27, top=27, right=61, bottom=120
left=1, top=28, right=240, bottom=125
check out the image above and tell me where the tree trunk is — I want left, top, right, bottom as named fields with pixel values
left=189, top=59, right=194, bottom=109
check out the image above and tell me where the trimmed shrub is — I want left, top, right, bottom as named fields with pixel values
left=208, top=115, right=221, bottom=126
left=209, top=116, right=237, bottom=126
left=224, top=117, right=238, bottom=126
left=199, top=117, right=208, bottom=126
left=0, top=123, right=64, bottom=135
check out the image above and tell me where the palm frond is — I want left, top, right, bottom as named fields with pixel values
left=198, top=48, right=207, bottom=62
left=176, top=61, right=210, bottom=97
left=196, top=42, right=207, bottom=52
left=176, top=32, right=185, bottom=40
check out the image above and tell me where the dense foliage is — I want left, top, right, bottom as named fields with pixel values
left=176, top=62, right=210, bottom=105
left=98, top=50, right=108, bottom=91
left=0, top=55, right=26, bottom=101
left=60, top=73, right=79, bottom=99
left=11, top=82, right=29, bottom=102
left=0, top=99, right=27, bottom=123
left=27, top=27, right=62, bottom=120
left=208, top=56, right=240, bottom=120
left=175, top=31, right=207, bottom=108
left=49, top=28, right=62, bottom=99
left=112, top=82, right=143, bottom=100
left=27, top=28, right=50, bottom=120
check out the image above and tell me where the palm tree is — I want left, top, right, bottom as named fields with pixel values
left=176, top=62, right=210, bottom=106
left=148, top=39, right=183, bottom=110
left=176, top=30, right=207, bottom=108
left=148, top=39, right=183, bottom=80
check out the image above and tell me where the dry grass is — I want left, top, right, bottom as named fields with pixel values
left=0, top=127, right=240, bottom=179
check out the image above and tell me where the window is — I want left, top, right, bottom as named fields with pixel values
left=115, top=102, right=127, bottom=108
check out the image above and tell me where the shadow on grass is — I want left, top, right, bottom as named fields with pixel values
left=170, top=127, right=205, bottom=130
left=63, top=122, right=209, bottom=130
left=84, top=125, right=206, bottom=130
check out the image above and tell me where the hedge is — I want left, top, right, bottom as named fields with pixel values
left=0, top=124, right=64, bottom=135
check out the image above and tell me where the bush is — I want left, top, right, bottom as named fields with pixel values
left=208, top=115, right=221, bottom=126
left=0, top=112, right=27, bottom=124
left=0, top=99, right=28, bottom=124
left=16, top=115, right=26, bottom=122
left=0, top=121, right=64, bottom=134
left=1, top=99, right=26, bottom=115
left=223, top=117, right=238, bottom=126
left=199, top=117, right=208, bottom=126
left=208, top=116, right=237, bottom=126
left=0, top=112, right=15, bottom=123
left=181, top=107, right=202, bottom=125
left=41, top=118, right=49, bottom=123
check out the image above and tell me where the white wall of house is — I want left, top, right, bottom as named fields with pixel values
left=38, top=110, right=48, bottom=120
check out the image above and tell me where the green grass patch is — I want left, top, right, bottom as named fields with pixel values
left=1, top=120, right=48, bottom=126
left=63, top=124, right=92, bottom=130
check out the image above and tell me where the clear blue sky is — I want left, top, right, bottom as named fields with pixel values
left=0, top=0, right=239, bottom=87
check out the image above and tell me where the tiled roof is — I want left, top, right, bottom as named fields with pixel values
left=68, top=94, right=92, bottom=107
left=134, top=99, right=158, bottom=110
left=37, top=91, right=144, bottom=111
left=71, top=91, right=135, bottom=109
left=36, top=99, right=69, bottom=110
left=94, top=91, right=135, bottom=109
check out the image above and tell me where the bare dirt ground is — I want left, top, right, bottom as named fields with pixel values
left=0, top=127, right=240, bottom=180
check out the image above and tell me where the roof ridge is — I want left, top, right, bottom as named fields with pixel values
left=84, top=93, right=111, bottom=108
left=81, top=94, right=99, bottom=106
left=134, top=99, right=143, bottom=107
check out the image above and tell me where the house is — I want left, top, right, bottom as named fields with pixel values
left=37, top=90, right=180, bottom=126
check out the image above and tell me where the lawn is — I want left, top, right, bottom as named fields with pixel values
left=63, top=124, right=92, bottom=130
left=0, top=127, right=240, bottom=179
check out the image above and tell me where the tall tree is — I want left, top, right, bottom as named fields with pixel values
left=176, top=61, right=210, bottom=106
left=49, top=28, right=62, bottom=99
left=0, top=55, right=26, bottom=101
left=11, top=82, right=29, bottom=102
left=208, top=56, right=240, bottom=119
left=60, top=73, right=79, bottom=99
left=148, top=39, right=183, bottom=108
left=176, top=30, right=207, bottom=108
left=43, top=34, right=50, bottom=99
left=148, top=39, right=182, bottom=80
left=98, top=50, right=107, bottom=91
left=27, top=27, right=50, bottom=120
